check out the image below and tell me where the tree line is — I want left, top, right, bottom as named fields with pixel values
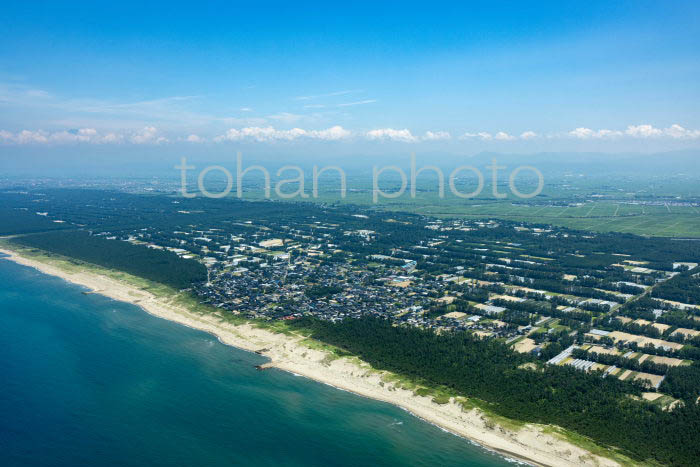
left=11, top=231, right=207, bottom=289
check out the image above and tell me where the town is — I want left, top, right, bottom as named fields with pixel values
left=8, top=189, right=698, bottom=409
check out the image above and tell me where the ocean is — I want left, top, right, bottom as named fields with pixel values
left=0, top=258, right=513, bottom=467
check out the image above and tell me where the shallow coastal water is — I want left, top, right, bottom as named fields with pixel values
left=0, top=258, right=513, bottom=467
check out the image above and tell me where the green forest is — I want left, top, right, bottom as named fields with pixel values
left=10, top=231, right=207, bottom=289
left=0, top=208, right=69, bottom=235
left=291, top=316, right=700, bottom=466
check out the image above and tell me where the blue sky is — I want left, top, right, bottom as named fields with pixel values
left=0, top=1, right=699, bottom=154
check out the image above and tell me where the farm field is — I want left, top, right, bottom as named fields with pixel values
left=155, top=169, right=700, bottom=238
left=396, top=201, right=700, bottom=237
left=246, top=182, right=700, bottom=237
left=249, top=188, right=700, bottom=238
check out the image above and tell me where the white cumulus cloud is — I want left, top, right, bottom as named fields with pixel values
left=568, top=127, right=622, bottom=139
left=214, top=126, right=351, bottom=142
left=621, top=123, right=700, bottom=138
left=3, top=122, right=698, bottom=146
left=0, top=130, right=14, bottom=142
left=663, top=124, right=700, bottom=139
left=0, top=128, right=126, bottom=144
left=459, top=132, right=493, bottom=140
left=422, top=131, right=451, bottom=141
left=102, top=132, right=122, bottom=143
left=596, top=129, right=623, bottom=138
left=494, top=131, right=515, bottom=141
left=308, top=125, right=352, bottom=140
left=130, top=126, right=167, bottom=144
left=569, top=127, right=595, bottom=139
left=625, top=124, right=663, bottom=138
left=365, top=128, right=417, bottom=142
left=16, top=130, right=49, bottom=144
left=568, top=123, right=700, bottom=140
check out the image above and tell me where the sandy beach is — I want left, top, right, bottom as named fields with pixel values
left=0, top=247, right=626, bottom=467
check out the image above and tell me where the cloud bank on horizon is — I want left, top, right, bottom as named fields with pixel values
left=2, top=123, right=699, bottom=146
left=0, top=1, right=698, bottom=153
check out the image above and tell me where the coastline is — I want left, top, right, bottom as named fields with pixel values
left=0, top=246, right=629, bottom=467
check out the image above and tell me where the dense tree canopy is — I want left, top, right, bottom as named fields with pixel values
left=11, top=231, right=207, bottom=289
left=292, top=316, right=700, bottom=466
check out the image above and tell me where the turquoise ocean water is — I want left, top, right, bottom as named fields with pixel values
left=0, top=258, right=514, bottom=467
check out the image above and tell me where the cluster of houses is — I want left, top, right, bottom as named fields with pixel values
left=107, top=207, right=700, bottom=402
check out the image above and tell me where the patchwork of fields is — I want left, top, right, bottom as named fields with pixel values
left=408, top=202, right=700, bottom=237
left=261, top=189, right=700, bottom=237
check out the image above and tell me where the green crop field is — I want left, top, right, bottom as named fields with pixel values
left=197, top=173, right=700, bottom=238
left=245, top=189, right=700, bottom=237
left=407, top=202, right=700, bottom=237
